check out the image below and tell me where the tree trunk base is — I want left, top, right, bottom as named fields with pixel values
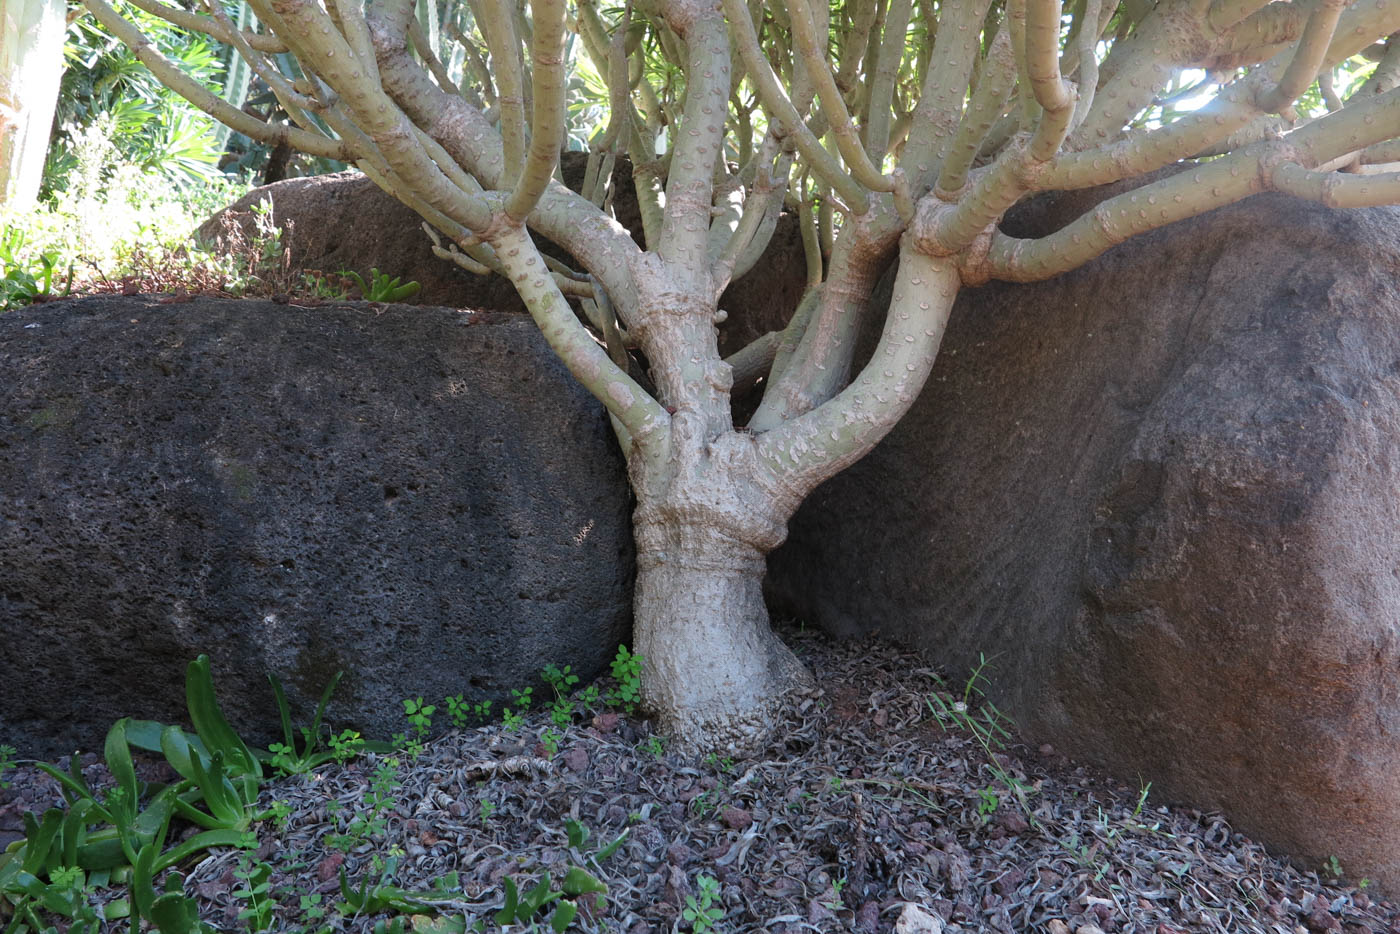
left=634, top=525, right=814, bottom=754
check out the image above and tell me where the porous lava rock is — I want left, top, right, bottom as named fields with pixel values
left=0, top=295, right=632, bottom=757
left=198, top=170, right=531, bottom=312
left=768, top=192, right=1400, bottom=891
left=197, top=158, right=808, bottom=358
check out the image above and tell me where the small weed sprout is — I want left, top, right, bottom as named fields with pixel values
left=233, top=857, right=276, bottom=931
left=704, top=753, right=734, bottom=775
left=265, top=799, right=293, bottom=831
left=642, top=735, right=666, bottom=759
left=479, top=797, right=497, bottom=825
left=926, top=654, right=1039, bottom=827
left=402, top=697, right=436, bottom=738
left=1324, top=855, right=1345, bottom=880
left=544, top=663, right=582, bottom=729
left=578, top=683, right=603, bottom=713
left=299, top=891, right=327, bottom=921
left=332, top=756, right=401, bottom=852
left=682, top=874, right=725, bottom=933
left=609, top=645, right=643, bottom=712
left=689, top=791, right=715, bottom=819
left=328, top=728, right=366, bottom=763
left=541, top=729, right=561, bottom=758
left=444, top=695, right=495, bottom=728
left=444, top=694, right=471, bottom=729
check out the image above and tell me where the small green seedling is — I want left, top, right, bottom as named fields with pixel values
left=403, top=697, right=436, bottom=738
left=609, top=645, right=643, bottom=713
left=682, top=874, right=724, bottom=933
left=345, top=267, right=421, bottom=302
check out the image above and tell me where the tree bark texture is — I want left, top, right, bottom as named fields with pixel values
left=0, top=0, right=66, bottom=207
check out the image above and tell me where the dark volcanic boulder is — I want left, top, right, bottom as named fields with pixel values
left=768, top=193, right=1400, bottom=891
left=198, top=170, right=530, bottom=312
left=197, top=161, right=809, bottom=358
left=0, top=295, right=632, bottom=758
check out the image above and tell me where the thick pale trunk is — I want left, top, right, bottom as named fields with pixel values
left=0, top=0, right=66, bottom=208
left=627, top=413, right=814, bottom=753
left=633, top=519, right=813, bottom=753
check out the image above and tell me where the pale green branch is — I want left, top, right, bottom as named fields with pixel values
left=1257, top=0, right=1348, bottom=114
left=902, top=0, right=995, bottom=182
left=491, top=222, right=668, bottom=439
left=721, top=0, right=870, bottom=211
left=979, top=151, right=1265, bottom=282
left=81, top=0, right=353, bottom=161
left=725, top=331, right=781, bottom=395
left=1069, top=0, right=1104, bottom=132
left=1209, top=0, right=1278, bottom=34
left=1271, top=163, right=1400, bottom=207
left=655, top=5, right=731, bottom=272
left=937, top=26, right=1016, bottom=198
left=121, top=0, right=286, bottom=51
left=864, top=0, right=913, bottom=165
left=765, top=285, right=821, bottom=391
left=757, top=248, right=961, bottom=494
left=505, top=0, right=567, bottom=221
left=480, top=0, right=526, bottom=170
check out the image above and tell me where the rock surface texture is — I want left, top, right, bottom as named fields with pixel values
left=0, top=296, right=632, bottom=757
left=768, top=193, right=1400, bottom=891
left=197, top=161, right=807, bottom=359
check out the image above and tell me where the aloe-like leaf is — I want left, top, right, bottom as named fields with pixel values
left=550, top=900, right=578, bottom=932
left=34, top=761, right=99, bottom=813
left=150, top=890, right=203, bottom=934
left=338, top=866, right=368, bottom=912
left=560, top=867, right=607, bottom=897
left=183, top=747, right=245, bottom=829
left=124, top=720, right=205, bottom=760
left=307, top=671, right=343, bottom=748
left=594, top=827, right=629, bottom=862
left=410, top=916, right=467, bottom=934
left=521, top=874, right=561, bottom=914
left=184, top=656, right=260, bottom=781
left=153, top=829, right=255, bottom=874
left=130, top=838, right=160, bottom=921
left=19, top=810, right=62, bottom=875
left=73, top=829, right=128, bottom=872
left=267, top=673, right=298, bottom=755
left=494, top=876, right=520, bottom=925
left=159, top=725, right=202, bottom=783
left=61, top=800, right=93, bottom=867
left=564, top=819, right=588, bottom=850
left=102, top=719, right=139, bottom=830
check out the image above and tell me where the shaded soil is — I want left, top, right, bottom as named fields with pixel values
left=2, top=630, right=1396, bottom=933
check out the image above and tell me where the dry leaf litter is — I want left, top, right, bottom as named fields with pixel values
left=1, top=629, right=1396, bottom=934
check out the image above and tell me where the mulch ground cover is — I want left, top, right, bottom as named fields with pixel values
left=2, top=628, right=1396, bottom=933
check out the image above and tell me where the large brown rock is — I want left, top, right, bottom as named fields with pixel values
left=0, top=295, right=632, bottom=758
left=197, top=159, right=809, bottom=358
left=768, top=193, right=1400, bottom=891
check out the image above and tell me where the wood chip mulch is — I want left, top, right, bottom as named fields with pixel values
left=3, top=629, right=1397, bottom=933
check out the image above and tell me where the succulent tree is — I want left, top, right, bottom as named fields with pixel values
left=0, top=0, right=67, bottom=206
left=83, top=0, right=1400, bottom=750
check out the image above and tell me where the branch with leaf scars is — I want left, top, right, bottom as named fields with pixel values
left=82, top=0, right=351, bottom=160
